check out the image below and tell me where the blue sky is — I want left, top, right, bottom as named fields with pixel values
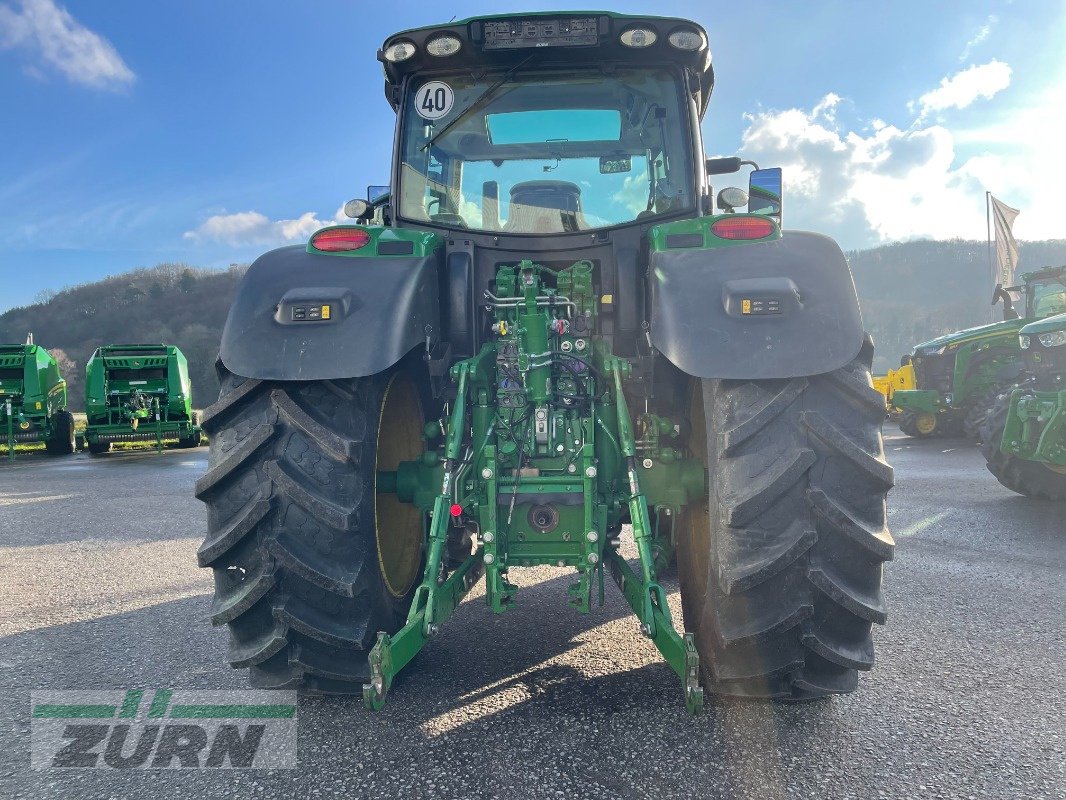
left=1, top=0, right=1064, bottom=311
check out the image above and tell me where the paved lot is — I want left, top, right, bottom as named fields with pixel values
left=0, top=428, right=1063, bottom=799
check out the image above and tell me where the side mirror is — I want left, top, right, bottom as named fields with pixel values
left=706, top=156, right=742, bottom=175
left=748, top=167, right=782, bottom=224
left=344, top=199, right=372, bottom=219
left=992, top=284, right=1019, bottom=319
left=367, top=185, right=390, bottom=203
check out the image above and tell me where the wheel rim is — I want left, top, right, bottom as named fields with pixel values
left=374, top=373, right=425, bottom=599
left=916, top=413, right=937, bottom=435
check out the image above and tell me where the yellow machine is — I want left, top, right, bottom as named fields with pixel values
left=873, top=364, right=915, bottom=407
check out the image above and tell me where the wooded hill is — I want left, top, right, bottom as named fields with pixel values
left=2, top=238, right=1065, bottom=409
left=849, top=239, right=1066, bottom=370
left=0, top=264, right=245, bottom=412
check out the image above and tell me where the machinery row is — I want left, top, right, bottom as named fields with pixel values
left=874, top=266, right=1066, bottom=500
left=0, top=341, right=202, bottom=460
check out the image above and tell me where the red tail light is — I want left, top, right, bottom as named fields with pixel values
left=710, top=216, right=776, bottom=240
left=310, top=227, right=372, bottom=252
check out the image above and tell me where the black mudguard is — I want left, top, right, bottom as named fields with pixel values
left=219, top=245, right=440, bottom=381
left=649, top=231, right=864, bottom=379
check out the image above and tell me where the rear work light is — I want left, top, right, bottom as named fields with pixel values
left=383, top=41, right=416, bottom=62
left=620, top=28, right=656, bottom=48
left=668, top=29, right=706, bottom=51
left=310, top=227, right=372, bottom=252
left=710, top=216, right=776, bottom=240
left=426, top=35, right=462, bottom=57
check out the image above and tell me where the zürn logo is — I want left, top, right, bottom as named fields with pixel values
left=31, top=689, right=297, bottom=769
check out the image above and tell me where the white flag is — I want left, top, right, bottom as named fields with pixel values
left=990, top=195, right=1020, bottom=287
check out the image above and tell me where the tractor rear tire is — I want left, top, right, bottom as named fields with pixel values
left=195, top=361, right=428, bottom=692
left=88, top=441, right=112, bottom=455
left=980, top=392, right=1066, bottom=501
left=677, top=336, right=894, bottom=698
left=898, top=409, right=937, bottom=438
left=45, top=410, right=76, bottom=456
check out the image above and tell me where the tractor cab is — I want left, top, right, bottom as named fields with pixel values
left=372, top=14, right=787, bottom=240
left=393, top=64, right=696, bottom=233
left=995, top=265, right=1066, bottom=321
left=378, top=15, right=711, bottom=230
left=1025, top=271, right=1066, bottom=319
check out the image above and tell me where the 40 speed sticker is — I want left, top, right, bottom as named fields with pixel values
left=415, top=81, right=454, bottom=120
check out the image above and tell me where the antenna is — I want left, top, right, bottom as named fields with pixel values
left=25, top=333, right=33, bottom=345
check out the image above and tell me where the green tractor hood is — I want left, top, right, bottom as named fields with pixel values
left=1020, top=312, right=1066, bottom=336
left=913, top=318, right=1025, bottom=354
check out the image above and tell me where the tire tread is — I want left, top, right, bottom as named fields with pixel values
left=198, top=365, right=415, bottom=693
left=679, top=335, right=894, bottom=698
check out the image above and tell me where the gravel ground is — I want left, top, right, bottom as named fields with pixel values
left=0, top=427, right=1063, bottom=799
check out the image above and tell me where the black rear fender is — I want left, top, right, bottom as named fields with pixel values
left=219, top=245, right=440, bottom=381
left=649, top=231, right=864, bottom=379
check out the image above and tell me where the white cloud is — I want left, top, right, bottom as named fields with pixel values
left=912, top=60, right=1012, bottom=119
left=739, top=100, right=973, bottom=244
left=184, top=206, right=348, bottom=247
left=0, top=0, right=134, bottom=90
left=734, top=70, right=1063, bottom=248
left=611, top=174, right=649, bottom=215
left=960, top=15, right=997, bottom=62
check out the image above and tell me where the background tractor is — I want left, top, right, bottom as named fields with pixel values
left=82, top=344, right=202, bottom=454
left=0, top=339, right=75, bottom=459
left=196, top=12, right=894, bottom=712
left=892, top=265, right=1066, bottom=438
left=980, top=312, right=1066, bottom=500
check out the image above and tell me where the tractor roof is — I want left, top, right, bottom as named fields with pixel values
left=379, top=11, right=714, bottom=118
left=1021, top=265, right=1066, bottom=283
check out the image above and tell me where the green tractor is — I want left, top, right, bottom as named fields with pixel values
left=196, top=12, right=894, bottom=712
left=0, top=340, right=76, bottom=459
left=980, top=312, right=1066, bottom=500
left=893, top=265, right=1066, bottom=438
left=82, top=344, right=203, bottom=455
